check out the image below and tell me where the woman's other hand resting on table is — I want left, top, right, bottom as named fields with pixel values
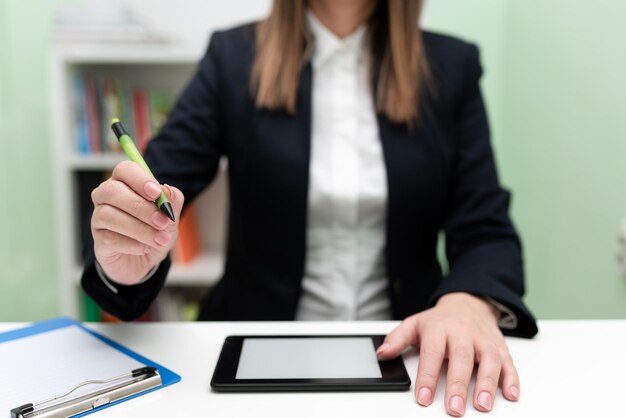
left=377, top=292, right=518, bottom=417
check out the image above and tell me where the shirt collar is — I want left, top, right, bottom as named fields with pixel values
left=306, top=10, right=367, bottom=70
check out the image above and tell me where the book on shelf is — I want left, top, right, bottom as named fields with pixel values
left=76, top=170, right=112, bottom=264
left=72, top=73, right=171, bottom=155
left=94, top=288, right=202, bottom=322
left=100, top=304, right=158, bottom=323
left=171, top=203, right=202, bottom=265
left=85, top=289, right=198, bottom=322
left=73, top=75, right=90, bottom=154
left=102, top=78, right=121, bottom=152
left=85, top=76, right=101, bottom=153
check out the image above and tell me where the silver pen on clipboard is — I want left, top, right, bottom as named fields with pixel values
left=10, top=367, right=161, bottom=418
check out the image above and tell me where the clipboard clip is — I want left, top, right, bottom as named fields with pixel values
left=11, top=367, right=162, bottom=418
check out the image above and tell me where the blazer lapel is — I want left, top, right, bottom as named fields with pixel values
left=244, top=63, right=313, bottom=304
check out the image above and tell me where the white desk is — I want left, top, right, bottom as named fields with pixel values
left=0, top=320, right=622, bottom=417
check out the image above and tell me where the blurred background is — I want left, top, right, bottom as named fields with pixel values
left=1, top=0, right=625, bottom=322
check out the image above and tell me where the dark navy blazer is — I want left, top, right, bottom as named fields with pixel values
left=82, top=23, right=538, bottom=338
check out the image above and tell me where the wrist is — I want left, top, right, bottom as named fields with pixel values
left=95, top=257, right=158, bottom=286
left=437, top=292, right=500, bottom=322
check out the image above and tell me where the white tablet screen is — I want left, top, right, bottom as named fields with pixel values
left=235, top=337, right=382, bottom=379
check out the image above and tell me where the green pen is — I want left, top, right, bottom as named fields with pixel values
left=110, top=118, right=176, bottom=222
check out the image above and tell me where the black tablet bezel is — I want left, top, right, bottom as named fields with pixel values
left=211, top=335, right=411, bottom=392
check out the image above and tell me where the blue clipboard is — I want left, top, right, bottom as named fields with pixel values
left=0, top=317, right=181, bottom=418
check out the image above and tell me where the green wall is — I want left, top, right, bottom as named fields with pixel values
left=428, top=0, right=626, bottom=319
left=0, top=0, right=58, bottom=321
left=1, top=0, right=625, bottom=321
left=503, top=1, right=626, bottom=318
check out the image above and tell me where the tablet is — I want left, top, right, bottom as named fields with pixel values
left=211, top=335, right=411, bottom=392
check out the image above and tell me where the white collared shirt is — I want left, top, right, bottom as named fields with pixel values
left=295, top=12, right=392, bottom=320
left=295, top=12, right=518, bottom=328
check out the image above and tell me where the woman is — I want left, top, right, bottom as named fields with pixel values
left=82, top=0, right=537, bottom=416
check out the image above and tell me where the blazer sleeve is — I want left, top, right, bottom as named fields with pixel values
left=81, top=33, right=226, bottom=321
left=427, top=44, right=538, bottom=338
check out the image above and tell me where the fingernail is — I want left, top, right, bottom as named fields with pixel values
left=163, top=183, right=174, bottom=200
left=376, top=343, right=390, bottom=355
left=509, top=385, right=520, bottom=401
left=417, top=387, right=432, bottom=406
left=145, top=182, right=161, bottom=199
left=477, top=391, right=493, bottom=411
left=449, top=395, right=465, bottom=416
left=154, top=230, right=171, bottom=246
left=152, top=212, right=169, bottom=229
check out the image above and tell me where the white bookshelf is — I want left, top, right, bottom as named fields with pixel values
left=50, top=42, right=227, bottom=319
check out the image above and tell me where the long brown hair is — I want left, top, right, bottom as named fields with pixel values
left=251, top=0, right=430, bottom=126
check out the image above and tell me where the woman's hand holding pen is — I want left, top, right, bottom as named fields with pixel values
left=376, top=292, right=518, bottom=417
left=91, top=160, right=184, bottom=285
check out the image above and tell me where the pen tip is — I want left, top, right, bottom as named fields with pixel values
left=160, top=202, right=176, bottom=222
left=111, top=117, right=120, bottom=125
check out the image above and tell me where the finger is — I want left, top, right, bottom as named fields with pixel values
left=500, top=349, right=520, bottom=401
left=445, top=336, right=475, bottom=417
left=376, top=315, right=419, bottom=360
left=111, top=160, right=163, bottom=201
left=414, top=327, right=446, bottom=407
left=94, top=229, right=153, bottom=258
left=92, top=204, right=172, bottom=248
left=92, top=180, right=171, bottom=230
left=473, top=343, right=502, bottom=412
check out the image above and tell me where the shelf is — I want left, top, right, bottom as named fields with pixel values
left=73, top=252, right=224, bottom=287
left=67, top=153, right=229, bottom=171
left=169, top=252, right=224, bottom=286
left=52, top=42, right=202, bottom=65
left=68, top=153, right=126, bottom=170
left=52, top=45, right=226, bottom=319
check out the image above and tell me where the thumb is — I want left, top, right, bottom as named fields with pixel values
left=376, top=315, right=420, bottom=360
left=162, top=184, right=185, bottom=219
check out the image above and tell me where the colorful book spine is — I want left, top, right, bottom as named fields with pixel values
left=133, top=89, right=151, bottom=152
left=72, top=74, right=90, bottom=154
left=149, top=92, right=170, bottom=134
left=171, top=203, right=202, bottom=265
left=85, top=76, right=101, bottom=153
left=72, top=73, right=171, bottom=154
left=102, top=78, right=120, bottom=152
left=82, top=293, right=101, bottom=322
